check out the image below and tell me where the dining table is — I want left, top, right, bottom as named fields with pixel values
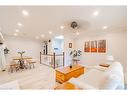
left=13, top=56, right=32, bottom=69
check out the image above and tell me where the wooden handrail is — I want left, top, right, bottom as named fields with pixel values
left=40, top=52, right=41, bottom=64
left=40, top=53, right=63, bottom=56
left=53, top=53, right=55, bottom=69
left=63, top=52, right=65, bottom=66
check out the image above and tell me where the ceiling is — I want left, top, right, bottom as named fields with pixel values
left=0, top=6, right=127, bottom=41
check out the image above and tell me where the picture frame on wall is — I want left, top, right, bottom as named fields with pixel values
left=84, top=41, right=90, bottom=52
left=98, top=40, right=106, bottom=53
left=91, top=41, right=97, bottom=52
left=69, top=43, right=72, bottom=48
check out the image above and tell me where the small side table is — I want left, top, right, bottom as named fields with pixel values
left=72, top=59, right=80, bottom=64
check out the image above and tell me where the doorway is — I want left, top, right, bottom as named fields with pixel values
left=52, top=35, right=64, bottom=54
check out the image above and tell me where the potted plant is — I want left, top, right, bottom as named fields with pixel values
left=4, top=47, right=9, bottom=54
left=70, top=50, right=82, bottom=59
left=18, top=51, right=25, bottom=69
left=69, top=50, right=82, bottom=68
left=18, top=51, right=25, bottom=59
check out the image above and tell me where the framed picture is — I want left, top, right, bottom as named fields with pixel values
left=98, top=40, right=106, bottom=53
left=69, top=43, right=72, bottom=48
left=84, top=41, right=90, bottom=52
left=91, top=41, right=97, bottom=52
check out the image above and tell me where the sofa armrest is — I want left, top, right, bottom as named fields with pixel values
left=68, top=78, right=98, bottom=89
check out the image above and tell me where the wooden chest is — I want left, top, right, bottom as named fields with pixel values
left=56, top=64, right=85, bottom=83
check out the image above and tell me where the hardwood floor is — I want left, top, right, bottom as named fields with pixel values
left=0, top=64, right=56, bottom=89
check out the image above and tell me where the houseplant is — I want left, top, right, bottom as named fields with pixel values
left=18, top=51, right=25, bottom=59
left=4, top=47, right=9, bottom=54
left=18, top=51, right=25, bottom=69
left=69, top=50, right=82, bottom=68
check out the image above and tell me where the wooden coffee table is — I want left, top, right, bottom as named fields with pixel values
left=54, top=82, right=80, bottom=90
left=56, top=64, right=85, bottom=83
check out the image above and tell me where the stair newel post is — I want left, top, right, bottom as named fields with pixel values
left=63, top=52, right=65, bottom=66
left=53, top=52, right=56, bottom=69
left=40, top=52, right=42, bottom=64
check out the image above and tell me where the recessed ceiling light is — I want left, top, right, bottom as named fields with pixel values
left=76, top=32, right=79, bottom=35
left=41, top=34, right=45, bottom=38
left=22, top=10, right=29, bottom=16
left=49, top=31, right=52, bottom=34
left=15, top=29, right=19, bottom=33
left=103, top=26, right=108, bottom=30
left=13, top=33, right=18, bottom=36
left=93, top=11, right=99, bottom=16
left=55, top=35, right=64, bottom=39
left=35, top=36, right=39, bottom=39
left=17, top=22, right=23, bottom=27
left=60, top=26, right=64, bottom=29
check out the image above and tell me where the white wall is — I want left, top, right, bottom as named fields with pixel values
left=126, top=37, right=127, bottom=83
left=49, top=36, right=74, bottom=66
left=64, top=36, right=75, bottom=66
left=52, top=39, right=64, bottom=54
left=0, top=32, right=4, bottom=43
left=74, top=31, right=127, bottom=83
left=4, top=35, right=42, bottom=64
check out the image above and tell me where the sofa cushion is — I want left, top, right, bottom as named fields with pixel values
left=69, top=78, right=97, bottom=89
left=74, top=69, right=107, bottom=89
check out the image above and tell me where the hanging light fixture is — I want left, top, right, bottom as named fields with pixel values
left=70, top=21, right=78, bottom=29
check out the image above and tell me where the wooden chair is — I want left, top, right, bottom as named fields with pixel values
left=26, top=59, right=36, bottom=69
left=9, top=61, right=20, bottom=73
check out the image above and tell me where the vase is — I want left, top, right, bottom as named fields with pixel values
left=70, top=65, right=72, bottom=68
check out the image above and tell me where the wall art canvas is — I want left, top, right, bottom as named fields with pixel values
left=91, top=41, right=97, bottom=52
left=69, top=43, right=72, bottom=48
left=84, top=41, right=90, bottom=52
left=98, top=40, right=106, bottom=53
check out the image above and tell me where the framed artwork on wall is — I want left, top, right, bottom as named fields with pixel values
left=84, top=41, right=90, bottom=52
left=69, top=43, right=72, bottom=48
left=98, top=40, right=106, bottom=53
left=91, top=41, right=97, bottom=52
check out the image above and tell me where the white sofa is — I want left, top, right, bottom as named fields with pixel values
left=69, top=62, right=124, bottom=89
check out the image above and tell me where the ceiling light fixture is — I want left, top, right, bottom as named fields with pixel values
left=13, top=33, right=18, bottom=36
left=55, top=35, right=64, bottom=39
left=22, top=10, right=29, bottom=16
left=103, top=26, right=108, bottom=30
left=93, top=11, right=99, bottom=16
left=49, top=31, right=52, bottom=34
left=17, top=22, right=23, bottom=27
left=71, top=21, right=78, bottom=29
left=41, top=34, right=45, bottom=38
left=60, top=26, right=64, bottom=29
left=76, top=32, right=79, bottom=35
left=35, top=36, right=39, bottom=39
left=15, top=29, right=19, bottom=33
